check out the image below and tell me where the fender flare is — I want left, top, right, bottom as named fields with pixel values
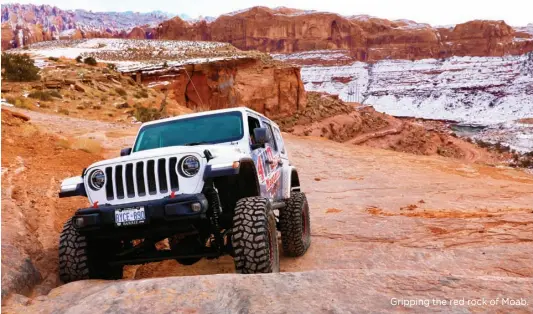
left=282, top=166, right=301, bottom=199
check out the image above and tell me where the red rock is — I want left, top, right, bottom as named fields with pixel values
left=142, top=58, right=306, bottom=118
left=154, top=7, right=533, bottom=61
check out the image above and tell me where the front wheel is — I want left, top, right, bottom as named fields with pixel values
left=58, top=218, right=123, bottom=283
left=231, top=196, right=280, bottom=273
left=279, top=192, right=311, bottom=257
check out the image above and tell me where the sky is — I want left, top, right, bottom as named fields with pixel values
left=6, top=0, right=533, bottom=26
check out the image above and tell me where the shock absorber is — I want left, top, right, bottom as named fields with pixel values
left=205, top=181, right=224, bottom=253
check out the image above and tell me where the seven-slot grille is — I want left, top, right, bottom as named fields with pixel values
left=104, top=157, right=179, bottom=200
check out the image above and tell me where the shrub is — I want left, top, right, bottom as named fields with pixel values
left=28, top=90, right=62, bottom=101
left=107, top=63, right=117, bottom=71
left=83, top=57, right=97, bottom=66
left=9, top=97, right=31, bottom=109
left=134, top=89, right=149, bottom=98
left=28, top=90, right=53, bottom=101
left=5, top=96, right=17, bottom=105
left=58, top=108, right=69, bottom=115
left=49, top=90, right=62, bottom=98
left=70, top=138, right=102, bottom=154
left=115, top=87, right=127, bottom=97
left=133, top=96, right=168, bottom=122
left=48, top=56, right=59, bottom=61
left=75, top=55, right=83, bottom=63
left=133, top=105, right=159, bottom=122
left=1, top=53, right=40, bottom=82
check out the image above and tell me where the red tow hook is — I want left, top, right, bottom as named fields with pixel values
left=92, top=201, right=99, bottom=208
left=170, top=191, right=176, bottom=198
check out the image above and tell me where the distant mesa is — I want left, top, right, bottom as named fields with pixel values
left=2, top=4, right=533, bottom=62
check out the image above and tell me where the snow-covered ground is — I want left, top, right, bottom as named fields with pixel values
left=272, top=50, right=352, bottom=63
left=275, top=51, right=533, bottom=151
left=12, top=39, right=245, bottom=72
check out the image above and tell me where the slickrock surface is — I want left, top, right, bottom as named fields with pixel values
left=2, top=110, right=532, bottom=313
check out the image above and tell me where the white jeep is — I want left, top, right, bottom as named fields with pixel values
left=58, top=107, right=311, bottom=282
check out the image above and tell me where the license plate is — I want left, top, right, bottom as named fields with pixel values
left=115, top=207, right=146, bottom=226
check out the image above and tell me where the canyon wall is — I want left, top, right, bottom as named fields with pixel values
left=4, top=5, right=533, bottom=62
left=141, top=58, right=306, bottom=119
left=1, top=3, right=169, bottom=49
left=153, top=7, right=533, bottom=61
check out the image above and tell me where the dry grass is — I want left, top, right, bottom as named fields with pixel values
left=58, top=108, right=70, bottom=115
left=19, top=123, right=39, bottom=138
left=55, top=138, right=70, bottom=149
left=190, top=104, right=212, bottom=113
left=70, top=138, right=103, bottom=154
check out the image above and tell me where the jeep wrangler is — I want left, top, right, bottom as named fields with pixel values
left=58, top=107, right=311, bottom=282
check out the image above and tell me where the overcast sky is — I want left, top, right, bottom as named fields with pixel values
left=7, top=0, right=533, bottom=26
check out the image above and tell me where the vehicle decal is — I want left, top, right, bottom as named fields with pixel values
left=257, top=155, right=266, bottom=183
left=252, top=144, right=283, bottom=200
left=266, top=169, right=281, bottom=192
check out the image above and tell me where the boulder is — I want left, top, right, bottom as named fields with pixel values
left=3, top=269, right=532, bottom=313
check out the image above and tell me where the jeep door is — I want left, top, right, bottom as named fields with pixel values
left=259, top=119, right=284, bottom=200
left=246, top=113, right=283, bottom=200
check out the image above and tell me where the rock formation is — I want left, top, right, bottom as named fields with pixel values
left=3, top=5, right=533, bottom=62
left=152, top=7, right=533, bottom=61
left=0, top=3, right=170, bottom=48
left=141, top=58, right=306, bottom=119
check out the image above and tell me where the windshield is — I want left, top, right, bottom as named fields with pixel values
left=133, top=111, right=244, bottom=152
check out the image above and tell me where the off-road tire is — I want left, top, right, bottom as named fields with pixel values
left=280, top=192, right=311, bottom=257
left=231, top=196, right=280, bottom=273
left=59, top=218, right=123, bottom=283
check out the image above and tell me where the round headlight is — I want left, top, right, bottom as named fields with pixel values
left=88, top=169, right=106, bottom=190
left=178, top=155, right=200, bottom=177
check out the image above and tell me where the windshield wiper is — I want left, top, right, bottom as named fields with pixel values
left=183, top=142, right=211, bottom=146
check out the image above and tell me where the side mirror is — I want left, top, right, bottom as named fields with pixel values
left=252, top=128, right=270, bottom=149
left=120, top=147, right=132, bottom=156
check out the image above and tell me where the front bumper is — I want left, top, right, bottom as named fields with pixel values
left=73, top=193, right=209, bottom=234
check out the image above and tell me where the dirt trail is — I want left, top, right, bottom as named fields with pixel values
left=345, top=112, right=404, bottom=145
left=7, top=107, right=140, bottom=157
left=2, top=109, right=533, bottom=311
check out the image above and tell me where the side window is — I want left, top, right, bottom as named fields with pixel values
left=248, top=115, right=261, bottom=145
left=262, top=121, right=278, bottom=152
left=272, top=127, right=285, bottom=154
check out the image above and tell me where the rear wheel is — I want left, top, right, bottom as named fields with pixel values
left=58, top=218, right=123, bottom=283
left=231, top=196, right=280, bottom=273
left=279, top=192, right=311, bottom=257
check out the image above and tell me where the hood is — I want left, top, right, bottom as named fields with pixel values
left=87, top=144, right=248, bottom=169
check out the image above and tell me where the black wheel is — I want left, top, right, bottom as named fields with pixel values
left=279, top=192, right=311, bottom=257
left=169, top=235, right=203, bottom=266
left=58, top=218, right=123, bottom=283
left=231, top=196, right=280, bottom=273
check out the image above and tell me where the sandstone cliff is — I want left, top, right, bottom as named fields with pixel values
left=0, top=3, right=170, bottom=48
left=152, top=7, right=533, bottom=61
left=3, top=5, right=533, bottom=62
left=141, top=57, right=306, bottom=119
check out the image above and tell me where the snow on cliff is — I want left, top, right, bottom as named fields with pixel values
left=290, top=53, right=533, bottom=124
left=19, top=38, right=241, bottom=72
left=276, top=51, right=533, bottom=151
